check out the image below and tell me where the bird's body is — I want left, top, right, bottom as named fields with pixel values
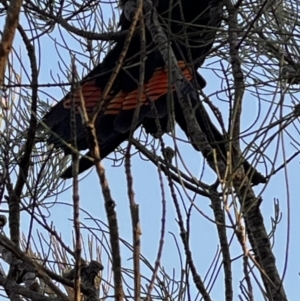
left=42, top=0, right=265, bottom=184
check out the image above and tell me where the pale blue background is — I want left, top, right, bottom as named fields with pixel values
left=1, top=3, right=299, bottom=300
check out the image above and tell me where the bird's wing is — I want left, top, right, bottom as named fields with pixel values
left=42, top=56, right=198, bottom=148
left=41, top=0, right=227, bottom=179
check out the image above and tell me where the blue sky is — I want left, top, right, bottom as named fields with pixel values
left=1, top=2, right=300, bottom=300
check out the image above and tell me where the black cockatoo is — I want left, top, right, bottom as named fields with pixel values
left=42, top=0, right=265, bottom=184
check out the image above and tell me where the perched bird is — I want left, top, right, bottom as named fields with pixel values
left=42, top=0, right=265, bottom=184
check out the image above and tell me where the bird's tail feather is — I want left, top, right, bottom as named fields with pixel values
left=174, top=95, right=266, bottom=185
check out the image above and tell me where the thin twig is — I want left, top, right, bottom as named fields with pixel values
left=70, top=57, right=82, bottom=301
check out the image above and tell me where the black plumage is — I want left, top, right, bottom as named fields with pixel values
left=42, top=0, right=265, bottom=184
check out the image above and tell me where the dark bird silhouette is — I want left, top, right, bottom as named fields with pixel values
left=42, top=0, right=266, bottom=184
